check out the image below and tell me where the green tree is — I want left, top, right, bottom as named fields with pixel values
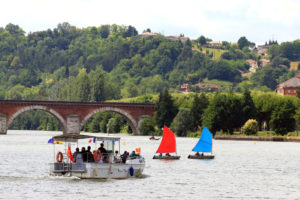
left=241, top=90, right=257, bottom=124
left=155, top=89, right=178, bottom=128
left=270, top=99, right=296, bottom=135
left=74, top=68, right=90, bottom=101
left=139, top=116, right=156, bottom=135
left=190, top=93, right=209, bottom=131
left=171, top=108, right=192, bottom=137
left=237, top=36, right=249, bottom=50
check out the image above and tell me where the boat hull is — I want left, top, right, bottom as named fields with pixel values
left=153, top=155, right=180, bottom=160
left=187, top=154, right=215, bottom=159
left=49, top=159, right=145, bottom=179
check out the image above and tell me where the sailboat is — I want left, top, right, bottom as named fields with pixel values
left=188, top=126, right=215, bottom=159
left=153, top=126, right=180, bottom=160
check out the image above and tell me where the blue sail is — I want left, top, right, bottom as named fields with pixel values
left=192, top=126, right=212, bottom=153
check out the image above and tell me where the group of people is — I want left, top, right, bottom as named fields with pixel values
left=73, top=143, right=108, bottom=163
left=72, top=143, right=140, bottom=164
left=116, top=150, right=140, bottom=163
left=73, top=146, right=95, bottom=162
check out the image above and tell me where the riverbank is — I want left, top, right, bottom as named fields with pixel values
left=214, top=135, right=300, bottom=142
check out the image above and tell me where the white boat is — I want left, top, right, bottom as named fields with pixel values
left=49, top=134, right=145, bottom=179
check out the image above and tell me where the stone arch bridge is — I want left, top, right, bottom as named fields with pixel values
left=0, top=100, right=155, bottom=135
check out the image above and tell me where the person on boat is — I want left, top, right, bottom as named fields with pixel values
left=98, top=143, right=108, bottom=162
left=166, top=153, right=171, bottom=157
left=159, top=153, right=162, bottom=157
left=81, top=147, right=87, bottom=162
left=114, top=150, right=121, bottom=163
left=121, top=151, right=128, bottom=163
left=129, top=151, right=139, bottom=159
left=150, top=135, right=155, bottom=139
left=195, top=152, right=200, bottom=156
left=98, top=143, right=107, bottom=154
left=73, top=147, right=80, bottom=162
left=86, top=146, right=94, bottom=162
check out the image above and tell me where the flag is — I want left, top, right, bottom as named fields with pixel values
left=67, top=145, right=74, bottom=163
left=47, top=138, right=54, bottom=144
left=136, top=147, right=141, bottom=154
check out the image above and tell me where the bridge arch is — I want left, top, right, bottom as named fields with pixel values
left=81, top=107, right=139, bottom=135
left=7, top=105, right=66, bottom=132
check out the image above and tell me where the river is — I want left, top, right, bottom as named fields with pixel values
left=0, top=130, right=299, bottom=200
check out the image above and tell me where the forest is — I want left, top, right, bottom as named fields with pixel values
left=1, top=22, right=299, bottom=136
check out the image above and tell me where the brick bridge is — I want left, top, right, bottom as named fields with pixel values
left=0, top=100, right=155, bottom=135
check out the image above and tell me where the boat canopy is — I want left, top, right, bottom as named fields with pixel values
left=51, top=134, right=120, bottom=143
left=156, top=126, right=176, bottom=153
left=192, top=126, right=213, bottom=153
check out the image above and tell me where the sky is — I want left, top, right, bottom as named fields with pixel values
left=1, top=0, right=299, bottom=44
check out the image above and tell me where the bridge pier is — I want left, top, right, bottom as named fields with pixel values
left=65, top=115, right=81, bottom=135
left=0, top=114, right=7, bottom=135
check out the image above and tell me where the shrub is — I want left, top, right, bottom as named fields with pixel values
left=241, top=119, right=258, bottom=135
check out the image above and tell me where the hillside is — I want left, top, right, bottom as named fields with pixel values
left=0, top=22, right=299, bottom=102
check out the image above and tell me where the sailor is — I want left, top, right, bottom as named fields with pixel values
left=195, top=152, right=200, bottom=156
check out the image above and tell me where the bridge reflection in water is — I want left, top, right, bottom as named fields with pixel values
left=0, top=100, right=155, bottom=135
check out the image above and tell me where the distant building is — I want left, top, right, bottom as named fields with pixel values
left=256, top=45, right=269, bottom=55
left=276, top=72, right=300, bottom=96
left=166, top=35, right=189, bottom=43
left=259, top=59, right=270, bottom=67
left=179, top=83, right=189, bottom=94
left=246, top=59, right=259, bottom=73
left=139, top=32, right=158, bottom=37
left=207, top=41, right=222, bottom=47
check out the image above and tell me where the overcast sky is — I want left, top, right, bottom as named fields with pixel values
left=1, top=0, right=299, bottom=44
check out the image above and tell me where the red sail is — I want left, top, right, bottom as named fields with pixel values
left=156, top=126, right=176, bottom=153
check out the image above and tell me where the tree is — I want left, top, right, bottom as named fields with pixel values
left=139, top=116, right=156, bottom=135
left=241, top=89, right=257, bottom=124
left=155, top=89, right=178, bottom=128
left=270, top=99, right=296, bottom=135
left=74, top=68, right=90, bottom=101
left=202, top=92, right=242, bottom=134
left=91, top=72, right=105, bottom=102
left=190, top=93, right=209, bottom=131
left=171, top=108, right=192, bottom=137
left=237, top=36, right=249, bottom=50
left=197, top=35, right=206, bottom=45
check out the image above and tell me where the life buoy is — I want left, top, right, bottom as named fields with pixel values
left=56, top=152, right=63, bottom=163
left=93, top=150, right=102, bottom=162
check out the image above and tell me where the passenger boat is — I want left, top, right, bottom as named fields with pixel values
left=49, top=134, right=145, bottom=179
left=188, top=126, right=215, bottom=159
left=153, top=126, right=180, bottom=160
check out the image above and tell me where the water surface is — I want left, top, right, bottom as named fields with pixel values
left=0, top=130, right=299, bottom=200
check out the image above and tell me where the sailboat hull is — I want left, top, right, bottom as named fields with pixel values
left=153, top=155, right=180, bottom=160
left=188, top=154, right=215, bottom=159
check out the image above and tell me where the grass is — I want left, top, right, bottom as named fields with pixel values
left=192, top=46, right=228, bottom=60
left=290, top=61, right=300, bottom=71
